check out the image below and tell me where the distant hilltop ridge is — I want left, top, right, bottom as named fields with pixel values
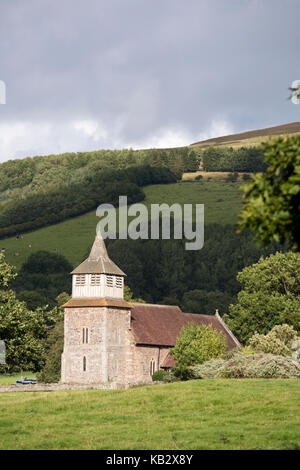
left=190, top=121, right=300, bottom=149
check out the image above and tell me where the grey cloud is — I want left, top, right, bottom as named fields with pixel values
left=0, top=0, right=299, bottom=160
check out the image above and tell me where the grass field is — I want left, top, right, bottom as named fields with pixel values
left=0, top=372, right=36, bottom=385
left=0, top=181, right=243, bottom=270
left=0, top=379, right=299, bottom=450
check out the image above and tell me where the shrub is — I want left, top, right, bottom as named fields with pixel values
left=191, top=359, right=225, bottom=379
left=152, top=370, right=169, bottom=382
left=195, top=174, right=203, bottom=180
left=226, top=172, right=238, bottom=182
left=223, top=353, right=300, bottom=379
left=163, top=370, right=179, bottom=383
left=170, top=322, right=227, bottom=368
left=191, top=351, right=300, bottom=379
left=249, top=324, right=299, bottom=356
left=172, top=364, right=193, bottom=381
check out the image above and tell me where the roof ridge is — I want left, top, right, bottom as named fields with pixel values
left=131, top=302, right=181, bottom=308
left=183, top=312, right=215, bottom=318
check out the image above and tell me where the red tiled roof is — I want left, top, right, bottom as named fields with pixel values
left=161, top=353, right=175, bottom=368
left=130, top=303, right=239, bottom=350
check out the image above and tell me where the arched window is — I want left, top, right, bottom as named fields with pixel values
left=83, top=356, right=87, bottom=372
left=150, top=359, right=156, bottom=376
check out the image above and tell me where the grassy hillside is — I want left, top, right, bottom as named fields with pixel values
left=190, top=121, right=300, bottom=149
left=0, top=379, right=299, bottom=450
left=0, top=181, right=243, bottom=270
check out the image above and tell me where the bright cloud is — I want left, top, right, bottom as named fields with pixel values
left=0, top=118, right=234, bottom=162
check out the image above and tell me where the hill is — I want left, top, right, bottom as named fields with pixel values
left=0, top=181, right=243, bottom=270
left=190, top=121, right=300, bottom=149
left=0, top=379, right=298, bottom=450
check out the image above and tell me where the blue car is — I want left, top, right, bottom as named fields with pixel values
left=14, top=378, right=38, bottom=385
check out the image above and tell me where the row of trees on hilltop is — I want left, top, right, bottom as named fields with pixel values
left=201, top=146, right=268, bottom=172
left=0, top=147, right=199, bottom=195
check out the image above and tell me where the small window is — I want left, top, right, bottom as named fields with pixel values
left=83, top=356, right=87, bottom=372
left=82, top=327, right=89, bottom=344
left=150, top=359, right=156, bottom=376
left=75, top=275, right=86, bottom=286
left=116, top=277, right=123, bottom=288
left=106, top=275, right=114, bottom=287
left=91, top=274, right=101, bottom=286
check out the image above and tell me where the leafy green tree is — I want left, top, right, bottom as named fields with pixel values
left=13, top=251, right=73, bottom=308
left=181, top=289, right=234, bottom=315
left=55, top=292, right=71, bottom=306
left=224, top=252, right=300, bottom=344
left=170, top=322, right=227, bottom=368
left=184, top=150, right=199, bottom=172
left=37, top=321, right=64, bottom=383
left=0, top=254, right=48, bottom=372
left=123, top=285, right=145, bottom=303
left=248, top=324, right=299, bottom=356
left=202, top=146, right=267, bottom=172
left=17, top=290, right=49, bottom=310
left=238, top=136, right=300, bottom=250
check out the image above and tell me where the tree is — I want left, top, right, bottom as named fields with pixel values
left=170, top=322, right=227, bottom=368
left=123, top=285, right=145, bottom=303
left=13, top=251, right=73, bottom=308
left=181, top=289, right=234, bottom=315
left=37, top=321, right=64, bottom=383
left=0, top=254, right=49, bottom=372
left=224, top=252, right=300, bottom=344
left=248, top=324, right=299, bottom=357
left=238, top=135, right=300, bottom=250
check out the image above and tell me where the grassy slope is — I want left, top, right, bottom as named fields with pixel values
left=190, top=121, right=300, bottom=149
left=0, top=379, right=299, bottom=450
left=1, top=181, right=243, bottom=270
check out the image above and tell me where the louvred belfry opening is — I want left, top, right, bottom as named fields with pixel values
left=70, top=230, right=126, bottom=299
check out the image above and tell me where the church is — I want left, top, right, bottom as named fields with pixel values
left=61, top=232, right=240, bottom=386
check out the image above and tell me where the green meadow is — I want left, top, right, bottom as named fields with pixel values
left=0, top=372, right=36, bottom=385
left=0, top=181, right=243, bottom=270
left=0, top=379, right=299, bottom=450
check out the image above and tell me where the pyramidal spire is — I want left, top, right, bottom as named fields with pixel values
left=89, top=230, right=109, bottom=261
left=71, top=230, right=126, bottom=276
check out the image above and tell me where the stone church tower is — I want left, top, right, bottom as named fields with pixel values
left=61, top=231, right=240, bottom=386
left=61, top=231, right=132, bottom=385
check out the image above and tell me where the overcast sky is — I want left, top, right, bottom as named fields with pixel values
left=0, top=0, right=299, bottom=162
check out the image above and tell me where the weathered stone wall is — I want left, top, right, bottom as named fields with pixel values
left=61, top=306, right=131, bottom=384
left=125, top=337, right=170, bottom=384
left=0, top=382, right=127, bottom=393
left=62, top=305, right=171, bottom=386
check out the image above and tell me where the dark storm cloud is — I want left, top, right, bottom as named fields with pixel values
left=0, top=0, right=299, bottom=160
